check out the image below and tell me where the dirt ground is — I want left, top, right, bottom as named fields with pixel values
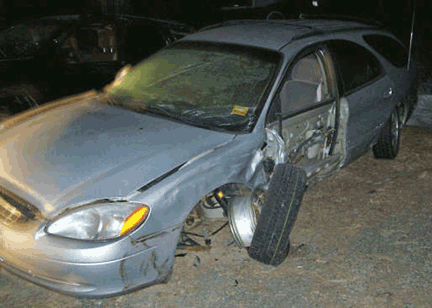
left=1, top=125, right=432, bottom=308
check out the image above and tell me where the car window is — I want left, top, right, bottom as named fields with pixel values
left=363, top=34, right=408, bottom=68
left=278, top=51, right=335, bottom=117
left=61, top=24, right=117, bottom=63
left=108, top=42, right=280, bottom=133
left=328, top=40, right=382, bottom=94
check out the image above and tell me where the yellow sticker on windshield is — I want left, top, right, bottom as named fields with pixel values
left=231, top=106, right=249, bottom=116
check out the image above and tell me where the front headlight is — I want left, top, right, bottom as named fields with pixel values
left=46, top=201, right=150, bottom=241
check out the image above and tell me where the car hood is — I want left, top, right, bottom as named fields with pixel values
left=0, top=98, right=235, bottom=217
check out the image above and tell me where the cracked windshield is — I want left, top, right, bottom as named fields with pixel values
left=108, top=43, right=279, bottom=132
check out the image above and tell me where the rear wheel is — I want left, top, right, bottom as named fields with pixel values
left=397, top=102, right=409, bottom=128
left=248, top=163, right=307, bottom=266
left=372, top=108, right=401, bottom=159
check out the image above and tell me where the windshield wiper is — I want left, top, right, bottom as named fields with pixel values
left=140, top=105, right=217, bottom=130
left=134, top=105, right=188, bottom=123
left=180, top=109, right=251, bottom=132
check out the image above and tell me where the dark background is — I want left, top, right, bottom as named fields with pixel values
left=0, top=0, right=428, bottom=46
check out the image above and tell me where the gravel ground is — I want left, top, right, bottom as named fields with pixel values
left=1, top=125, right=431, bottom=308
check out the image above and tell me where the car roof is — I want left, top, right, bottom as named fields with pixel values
left=183, top=19, right=380, bottom=51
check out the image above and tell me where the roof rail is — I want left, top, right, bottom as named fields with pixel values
left=299, top=13, right=383, bottom=27
left=197, top=18, right=318, bottom=33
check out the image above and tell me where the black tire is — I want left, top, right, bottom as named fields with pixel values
left=248, top=163, right=307, bottom=266
left=372, top=107, right=401, bottom=159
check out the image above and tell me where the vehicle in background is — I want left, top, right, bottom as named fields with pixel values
left=0, top=13, right=193, bottom=119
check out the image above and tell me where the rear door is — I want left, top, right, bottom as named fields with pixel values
left=328, top=40, right=395, bottom=162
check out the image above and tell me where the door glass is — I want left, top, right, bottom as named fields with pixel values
left=280, top=52, right=333, bottom=116
left=328, top=40, right=382, bottom=94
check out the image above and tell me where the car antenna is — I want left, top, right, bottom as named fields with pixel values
left=407, top=0, right=416, bottom=72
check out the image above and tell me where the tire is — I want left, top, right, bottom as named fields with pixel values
left=372, top=107, right=401, bottom=159
left=248, top=163, right=307, bottom=266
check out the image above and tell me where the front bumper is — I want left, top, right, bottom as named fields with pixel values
left=0, top=224, right=181, bottom=297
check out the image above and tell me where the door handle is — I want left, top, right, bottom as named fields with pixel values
left=383, top=87, right=393, bottom=98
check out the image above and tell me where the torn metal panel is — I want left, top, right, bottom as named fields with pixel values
left=127, top=130, right=268, bottom=236
left=267, top=101, right=344, bottom=184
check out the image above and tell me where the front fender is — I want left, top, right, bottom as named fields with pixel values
left=128, top=131, right=267, bottom=238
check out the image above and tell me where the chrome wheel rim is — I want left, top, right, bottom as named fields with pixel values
left=228, top=188, right=266, bottom=248
left=397, top=102, right=408, bottom=127
left=391, top=108, right=400, bottom=149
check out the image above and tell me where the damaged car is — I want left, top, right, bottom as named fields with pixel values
left=0, top=16, right=417, bottom=297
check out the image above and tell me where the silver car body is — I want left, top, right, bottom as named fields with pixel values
left=0, top=19, right=413, bottom=297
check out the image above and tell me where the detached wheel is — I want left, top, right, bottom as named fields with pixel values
left=373, top=108, right=401, bottom=159
left=248, top=163, right=307, bottom=266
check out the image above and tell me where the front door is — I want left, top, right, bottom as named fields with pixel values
left=266, top=46, right=345, bottom=183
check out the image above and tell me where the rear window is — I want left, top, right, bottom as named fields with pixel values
left=363, top=34, right=408, bottom=68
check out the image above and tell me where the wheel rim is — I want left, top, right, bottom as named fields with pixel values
left=390, top=108, right=400, bottom=149
left=228, top=188, right=266, bottom=248
left=397, top=102, right=408, bottom=127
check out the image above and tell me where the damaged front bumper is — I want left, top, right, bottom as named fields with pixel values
left=0, top=223, right=181, bottom=297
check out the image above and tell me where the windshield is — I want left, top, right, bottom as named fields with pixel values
left=0, top=21, right=61, bottom=58
left=108, top=42, right=280, bottom=133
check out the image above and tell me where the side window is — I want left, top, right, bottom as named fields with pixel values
left=61, top=24, right=117, bottom=63
left=328, top=40, right=382, bottom=94
left=279, top=51, right=335, bottom=117
left=363, top=34, right=408, bottom=68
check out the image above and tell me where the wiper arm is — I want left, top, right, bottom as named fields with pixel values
left=134, top=104, right=183, bottom=121
left=142, top=105, right=215, bottom=130
left=181, top=108, right=251, bottom=132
